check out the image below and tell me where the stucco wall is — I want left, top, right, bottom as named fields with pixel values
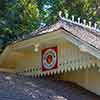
left=16, top=48, right=41, bottom=73
left=16, top=42, right=61, bottom=74
left=59, top=67, right=100, bottom=95
left=15, top=38, right=100, bottom=95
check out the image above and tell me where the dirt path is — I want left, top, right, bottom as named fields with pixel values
left=0, top=73, right=99, bottom=100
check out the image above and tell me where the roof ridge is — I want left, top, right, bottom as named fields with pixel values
left=59, top=11, right=100, bottom=33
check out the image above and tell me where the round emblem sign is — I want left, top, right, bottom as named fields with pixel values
left=42, top=47, right=58, bottom=71
left=43, top=49, right=56, bottom=69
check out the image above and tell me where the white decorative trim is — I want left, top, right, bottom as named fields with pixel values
left=59, top=11, right=100, bottom=31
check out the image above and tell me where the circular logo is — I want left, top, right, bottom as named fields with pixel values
left=43, top=49, right=57, bottom=69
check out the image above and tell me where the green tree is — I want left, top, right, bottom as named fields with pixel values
left=5, top=0, right=39, bottom=34
left=37, top=0, right=99, bottom=25
left=0, top=0, right=39, bottom=52
left=0, top=0, right=100, bottom=37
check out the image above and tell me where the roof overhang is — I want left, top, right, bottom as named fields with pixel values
left=9, top=27, right=100, bottom=60
left=0, top=19, right=100, bottom=69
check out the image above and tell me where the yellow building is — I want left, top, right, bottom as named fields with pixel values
left=0, top=14, right=100, bottom=95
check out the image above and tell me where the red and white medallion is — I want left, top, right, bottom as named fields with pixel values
left=42, top=46, right=58, bottom=71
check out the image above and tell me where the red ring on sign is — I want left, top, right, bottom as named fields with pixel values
left=42, top=47, right=58, bottom=71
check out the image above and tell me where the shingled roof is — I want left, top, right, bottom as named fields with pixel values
left=17, top=14, right=100, bottom=51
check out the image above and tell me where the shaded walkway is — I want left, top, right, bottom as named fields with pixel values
left=0, top=73, right=99, bottom=100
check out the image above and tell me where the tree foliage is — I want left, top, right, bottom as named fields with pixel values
left=0, top=0, right=100, bottom=44
left=37, top=0, right=99, bottom=25
left=0, top=0, right=39, bottom=35
left=0, top=0, right=39, bottom=50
